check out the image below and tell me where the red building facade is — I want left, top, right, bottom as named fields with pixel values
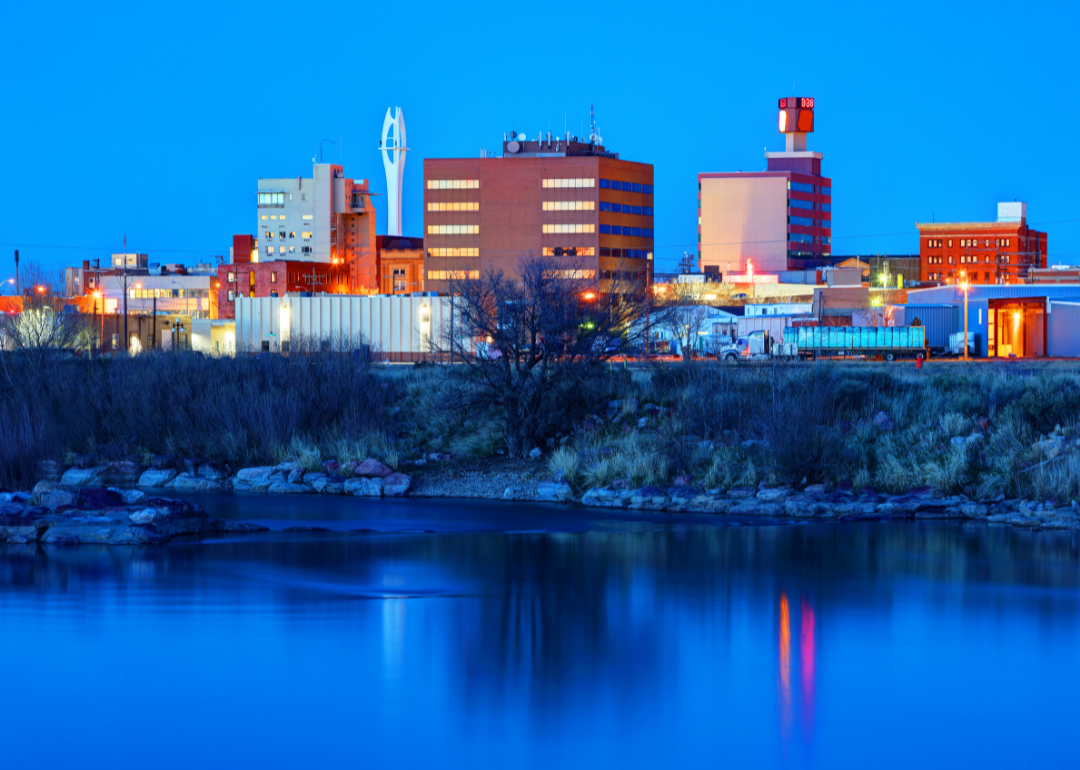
left=215, top=258, right=350, bottom=320
left=917, top=203, right=1047, bottom=285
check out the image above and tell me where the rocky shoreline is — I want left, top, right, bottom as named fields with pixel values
left=13, top=454, right=1076, bottom=545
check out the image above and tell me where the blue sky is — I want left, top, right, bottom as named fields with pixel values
left=1, top=0, right=1074, bottom=277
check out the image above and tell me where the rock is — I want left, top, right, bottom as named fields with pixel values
left=138, top=468, right=178, bottom=488
left=167, top=473, right=224, bottom=492
left=38, top=489, right=80, bottom=509
left=60, top=466, right=103, bottom=487
left=536, top=479, right=573, bottom=503
left=232, top=466, right=281, bottom=492
left=182, top=458, right=207, bottom=475
left=275, top=461, right=302, bottom=473
left=638, top=417, right=650, bottom=429
left=757, top=487, right=791, bottom=502
left=267, top=482, right=313, bottom=495
left=36, top=459, right=66, bottom=481
left=129, top=508, right=158, bottom=525
left=528, top=447, right=543, bottom=459
left=503, top=487, right=516, bottom=500
left=727, top=486, right=757, bottom=499
left=345, top=476, right=384, bottom=497
left=311, top=474, right=346, bottom=495
left=120, top=489, right=147, bottom=505
left=339, top=460, right=359, bottom=476
left=612, top=479, right=631, bottom=490
left=872, top=411, right=896, bottom=431
left=322, top=460, right=341, bottom=474
left=0, top=491, right=32, bottom=504
left=383, top=473, right=412, bottom=497
left=150, top=454, right=175, bottom=470
left=354, top=459, right=393, bottom=478
left=287, top=468, right=305, bottom=484
left=674, top=475, right=694, bottom=486
left=581, top=488, right=601, bottom=506
left=950, top=436, right=966, bottom=446
left=642, top=403, right=662, bottom=414
left=1034, top=436, right=1068, bottom=459
left=198, top=463, right=225, bottom=480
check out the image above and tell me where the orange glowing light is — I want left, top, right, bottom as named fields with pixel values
left=36, top=286, right=45, bottom=294
left=778, top=110, right=788, bottom=132
left=581, top=291, right=597, bottom=302
left=779, top=593, right=792, bottom=739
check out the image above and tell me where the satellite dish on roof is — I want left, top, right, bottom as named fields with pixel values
left=507, top=140, right=520, bottom=153
left=518, top=132, right=527, bottom=141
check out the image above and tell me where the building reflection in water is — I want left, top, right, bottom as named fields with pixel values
left=778, top=592, right=816, bottom=750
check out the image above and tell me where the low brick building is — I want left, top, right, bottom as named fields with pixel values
left=376, top=236, right=424, bottom=295
left=216, top=258, right=350, bottom=320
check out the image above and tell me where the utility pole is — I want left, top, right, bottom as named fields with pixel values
left=960, top=270, right=970, bottom=361
left=122, top=261, right=129, bottom=354
left=151, top=294, right=157, bottom=349
left=13, top=250, right=19, bottom=298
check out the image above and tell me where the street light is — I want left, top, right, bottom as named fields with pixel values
left=170, top=317, right=185, bottom=352
left=959, top=271, right=970, bottom=361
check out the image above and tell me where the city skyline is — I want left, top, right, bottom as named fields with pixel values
left=1, top=0, right=1075, bottom=277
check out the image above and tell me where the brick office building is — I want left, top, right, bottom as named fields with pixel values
left=376, top=235, right=425, bottom=295
left=917, top=202, right=1047, bottom=285
left=423, top=129, right=654, bottom=294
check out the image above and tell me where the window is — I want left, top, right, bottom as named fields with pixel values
left=822, top=203, right=831, bottom=213
left=265, top=231, right=274, bottom=239
left=279, top=230, right=286, bottom=239
left=227, top=272, right=235, bottom=282
left=288, top=246, right=295, bottom=253
left=257, top=192, right=285, bottom=207
left=289, top=231, right=295, bottom=238
left=631, top=206, right=642, bottom=215
left=790, top=215, right=815, bottom=227
left=266, top=246, right=273, bottom=255
left=270, top=272, right=277, bottom=283
left=642, top=228, right=654, bottom=238
left=789, top=198, right=814, bottom=210
left=228, top=290, right=234, bottom=301
left=302, top=231, right=313, bottom=239
left=542, top=201, right=595, bottom=211
left=542, top=224, right=595, bottom=233
left=279, top=215, right=285, bottom=221
left=261, top=214, right=268, bottom=220
left=428, top=247, right=479, bottom=257
left=789, top=181, right=814, bottom=194
left=392, top=268, right=407, bottom=292
left=302, top=246, right=312, bottom=254
left=427, top=224, right=480, bottom=234
left=543, top=269, right=596, bottom=279
left=542, top=247, right=595, bottom=257
left=599, top=202, right=611, bottom=212
left=427, top=270, right=480, bottom=280
left=791, top=233, right=814, bottom=244
left=948, top=240, right=953, bottom=248
left=822, top=236, right=830, bottom=245
left=821, top=187, right=832, bottom=196
left=600, top=224, right=611, bottom=234
left=302, top=215, right=314, bottom=221
left=599, top=179, right=610, bottom=189
left=427, top=179, right=480, bottom=189
left=642, top=184, right=653, bottom=194
left=542, top=178, right=596, bottom=188
left=631, top=227, right=641, bottom=237
left=279, top=246, right=285, bottom=254
left=643, top=206, right=653, bottom=216
left=427, top=202, right=480, bottom=211
left=820, top=219, right=831, bottom=228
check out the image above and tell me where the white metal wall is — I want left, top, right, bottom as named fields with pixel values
left=235, top=294, right=456, bottom=359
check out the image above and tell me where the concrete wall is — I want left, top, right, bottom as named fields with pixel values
left=235, top=294, right=457, bottom=361
left=1049, top=302, right=1080, bottom=357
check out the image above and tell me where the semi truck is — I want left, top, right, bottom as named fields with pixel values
left=720, top=326, right=927, bottom=362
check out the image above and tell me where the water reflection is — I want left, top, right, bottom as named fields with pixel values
left=0, top=517, right=1079, bottom=768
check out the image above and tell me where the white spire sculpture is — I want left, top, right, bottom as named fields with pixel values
left=380, top=107, right=407, bottom=237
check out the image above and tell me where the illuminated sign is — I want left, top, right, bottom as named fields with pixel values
left=778, top=96, right=815, bottom=134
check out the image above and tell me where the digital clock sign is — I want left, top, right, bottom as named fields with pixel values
left=778, top=96, right=815, bottom=134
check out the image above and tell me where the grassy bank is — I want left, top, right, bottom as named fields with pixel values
left=3, top=355, right=1080, bottom=502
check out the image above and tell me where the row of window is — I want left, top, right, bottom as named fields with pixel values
left=600, top=180, right=654, bottom=194
left=264, top=231, right=312, bottom=239
left=544, top=201, right=595, bottom=211
left=926, top=238, right=1013, bottom=249
left=427, top=179, right=479, bottom=189
left=788, top=182, right=832, bottom=196
left=257, top=192, right=285, bottom=207
left=928, top=255, right=1013, bottom=265
left=927, top=272, right=1004, bottom=283
left=429, top=248, right=479, bottom=257
left=128, top=289, right=210, bottom=299
left=600, top=269, right=646, bottom=280
left=428, top=202, right=479, bottom=211
left=546, top=269, right=596, bottom=279
left=427, top=270, right=480, bottom=280
left=543, top=178, right=595, bottom=188
left=599, top=225, right=654, bottom=237
left=600, top=203, right=653, bottom=215
left=544, top=224, right=595, bottom=234
left=789, top=199, right=831, bottom=212
left=542, top=247, right=596, bottom=256
left=789, top=217, right=831, bottom=229
left=427, top=225, right=479, bottom=235
left=600, top=248, right=651, bottom=259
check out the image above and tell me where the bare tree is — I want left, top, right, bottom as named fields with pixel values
left=652, top=281, right=733, bottom=360
left=430, top=255, right=652, bottom=457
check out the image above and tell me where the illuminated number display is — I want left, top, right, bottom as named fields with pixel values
left=800, top=97, right=815, bottom=109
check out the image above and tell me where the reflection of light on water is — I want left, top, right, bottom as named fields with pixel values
left=382, top=599, right=407, bottom=682
left=779, top=593, right=818, bottom=752
left=778, top=593, right=792, bottom=741
left=800, top=601, right=816, bottom=740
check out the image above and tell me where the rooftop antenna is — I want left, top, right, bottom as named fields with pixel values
left=589, top=104, right=599, bottom=145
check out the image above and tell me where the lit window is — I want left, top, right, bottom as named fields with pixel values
left=257, top=192, right=285, bottom=207
left=426, top=225, right=479, bottom=235
left=270, top=215, right=277, bottom=220
left=265, top=231, right=274, bottom=239
left=426, top=270, right=480, bottom=280
left=302, top=214, right=314, bottom=221
left=428, top=248, right=479, bottom=257
left=542, top=178, right=596, bottom=188
left=270, top=272, right=277, bottom=283
left=542, top=247, right=596, bottom=256
left=302, top=231, right=312, bottom=239
left=288, top=246, right=295, bottom=253
left=228, top=290, right=234, bottom=301
left=426, top=179, right=480, bottom=189
left=266, top=246, right=273, bottom=254
left=261, top=214, right=268, bottom=220
left=279, top=215, right=286, bottom=221
left=426, top=202, right=480, bottom=211
left=279, top=246, right=286, bottom=253
left=542, top=224, right=595, bottom=234
left=227, top=272, right=235, bottom=282
left=542, top=201, right=596, bottom=211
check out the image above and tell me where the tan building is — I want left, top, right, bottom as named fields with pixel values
left=376, top=236, right=425, bottom=295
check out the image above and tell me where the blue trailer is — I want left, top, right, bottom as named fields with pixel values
left=782, top=325, right=926, bottom=361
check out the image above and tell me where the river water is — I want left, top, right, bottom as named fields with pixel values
left=2, top=494, right=1078, bottom=769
